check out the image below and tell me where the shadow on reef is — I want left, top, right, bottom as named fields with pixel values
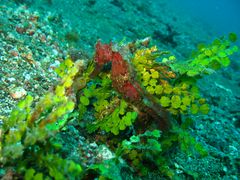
left=13, top=0, right=52, bottom=5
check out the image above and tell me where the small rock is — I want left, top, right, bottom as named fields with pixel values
left=89, top=142, right=98, bottom=149
left=16, top=26, right=26, bottom=34
left=49, top=60, right=60, bottom=70
left=7, top=77, right=16, bottom=82
left=97, top=145, right=115, bottom=160
left=9, top=86, right=27, bottom=99
left=52, top=49, right=58, bottom=56
left=223, top=166, right=228, bottom=172
left=10, top=50, right=19, bottom=57
left=24, top=74, right=31, bottom=81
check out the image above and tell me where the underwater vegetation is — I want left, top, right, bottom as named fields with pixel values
left=0, top=33, right=238, bottom=179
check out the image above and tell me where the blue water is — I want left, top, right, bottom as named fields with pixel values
left=168, top=0, right=240, bottom=35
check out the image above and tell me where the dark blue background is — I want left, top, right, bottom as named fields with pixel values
left=167, top=0, right=240, bottom=35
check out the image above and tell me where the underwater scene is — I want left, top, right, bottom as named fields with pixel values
left=0, top=0, right=239, bottom=179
